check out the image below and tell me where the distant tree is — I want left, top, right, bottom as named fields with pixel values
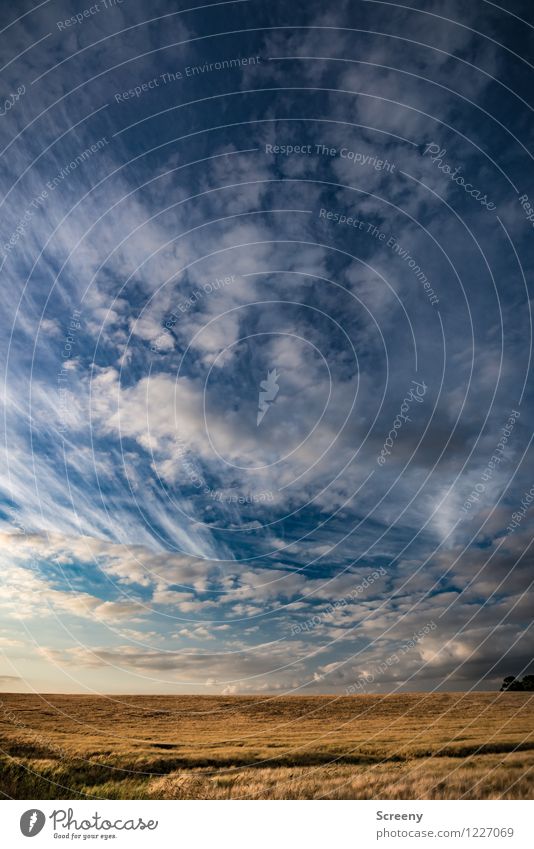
left=500, top=675, right=534, bottom=691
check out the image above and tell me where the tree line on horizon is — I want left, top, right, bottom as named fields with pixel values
left=500, top=675, right=534, bottom=691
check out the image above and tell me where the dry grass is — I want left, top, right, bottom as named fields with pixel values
left=0, top=692, right=532, bottom=799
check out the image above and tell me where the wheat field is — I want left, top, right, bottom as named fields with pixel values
left=0, top=692, right=532, bottom=799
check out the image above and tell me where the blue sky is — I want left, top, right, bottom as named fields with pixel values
left=0, top=0, right=533, bottom=694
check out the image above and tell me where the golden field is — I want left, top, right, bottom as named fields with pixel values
left=0, top=692, right=532, bottom=799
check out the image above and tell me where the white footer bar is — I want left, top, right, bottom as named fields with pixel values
left=4, top=799, right=533, bottom=848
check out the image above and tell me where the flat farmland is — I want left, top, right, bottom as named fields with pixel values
left=0, top=692, right=532, bottom=799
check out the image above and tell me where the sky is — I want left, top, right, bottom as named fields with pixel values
left=0, top=0, right=533, bottom=695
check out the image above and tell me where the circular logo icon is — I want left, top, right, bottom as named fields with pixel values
left=20, top=810, right=46, bottom=837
